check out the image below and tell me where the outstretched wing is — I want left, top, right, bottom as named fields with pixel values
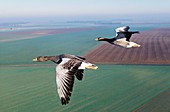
left=116, top=32, right=131, bottom=41
left=115, top=31, right=139, bottom=41
left=56, top=59, right=82, bottom=105
left=114, top=26, right=129, bottom=40
left=115, top=26, right=139, bottom=41
left=115, top=26, right=130, bottom=33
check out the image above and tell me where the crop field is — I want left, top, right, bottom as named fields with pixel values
left=0, top=27, right=105, bottom=65
left=0, top=27, right=96, bottom=42
left=0, top=26, right=170, bottom=112
left=0, top=65, right=170, bottom=112
left=84, top=28, right=170, bottom=64
left=133, top=88, right=170, bottom=112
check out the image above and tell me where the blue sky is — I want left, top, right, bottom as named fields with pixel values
left=0, top=0, right=170, bottom=21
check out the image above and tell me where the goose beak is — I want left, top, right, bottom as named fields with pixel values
left=95, top=38, right=99, bottom=41
left=86, top=64, right=98, bottom=70
left=95, top=37, right=104, bottom=41
left=32, top=58, right=38, bottom=62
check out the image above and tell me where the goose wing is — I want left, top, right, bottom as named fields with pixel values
left=115, top=26, right=139, bottom=41
left=115, top=26, right=130, bottom=33
left=56, top=59, right=82, bottom=105
left=115, top=31, right=139, bottom=41
left=113, top=26, right=128, bottom=40
left=115, top=32, right=132, bottom=41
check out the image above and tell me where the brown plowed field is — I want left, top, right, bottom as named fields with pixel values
left=83, top=28, right=170, bottom=64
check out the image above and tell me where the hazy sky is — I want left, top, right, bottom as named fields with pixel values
left=0, top=0, right=170, bottom=21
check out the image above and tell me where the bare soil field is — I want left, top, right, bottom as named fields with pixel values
left=133, top=88, right=170, bottom=112
left=83, top=28, right=170, bottom=64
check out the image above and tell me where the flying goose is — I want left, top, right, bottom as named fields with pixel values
left=96, top=26, right=140, bottom=48
left=33, top=54, right=98, bottom=105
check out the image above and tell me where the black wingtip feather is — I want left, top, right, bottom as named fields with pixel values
left=61, top=97, right=70, bottom=105
left=75, top=69, right=84, bottom=80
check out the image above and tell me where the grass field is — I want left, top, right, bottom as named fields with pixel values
left=1, top=25, right=170, bottom=112
left=0, top=25, right=156, bottom=65
left=0, top=65, right=170, bottom=112
left=133, top=88, right=170, bottom=112
left=0, top=27, right=108, bottom=65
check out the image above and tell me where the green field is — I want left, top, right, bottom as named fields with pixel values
left=0, top=65, right=170, bottom=112
left=1, top=26, right=170, bottom=112
left=0, top=25, right=152, bottom=65
left=0, top=27, right=107, bottom=65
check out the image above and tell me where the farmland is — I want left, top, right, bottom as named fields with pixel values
left=0, top=27, right=96, bottom=42
left=84, top=28, right=170, bottom=64
left=0, top=27, right=103, bottom=65
left=133, top=88, right=170, bottom=112
left=0, top=65, right=170, bottom=112
left=0, top=25, right=170, bottom=112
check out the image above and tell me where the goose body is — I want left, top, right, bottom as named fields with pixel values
left=33, top=54, right=98, bottom=105
left=96, top=26, right=140, bottom=48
